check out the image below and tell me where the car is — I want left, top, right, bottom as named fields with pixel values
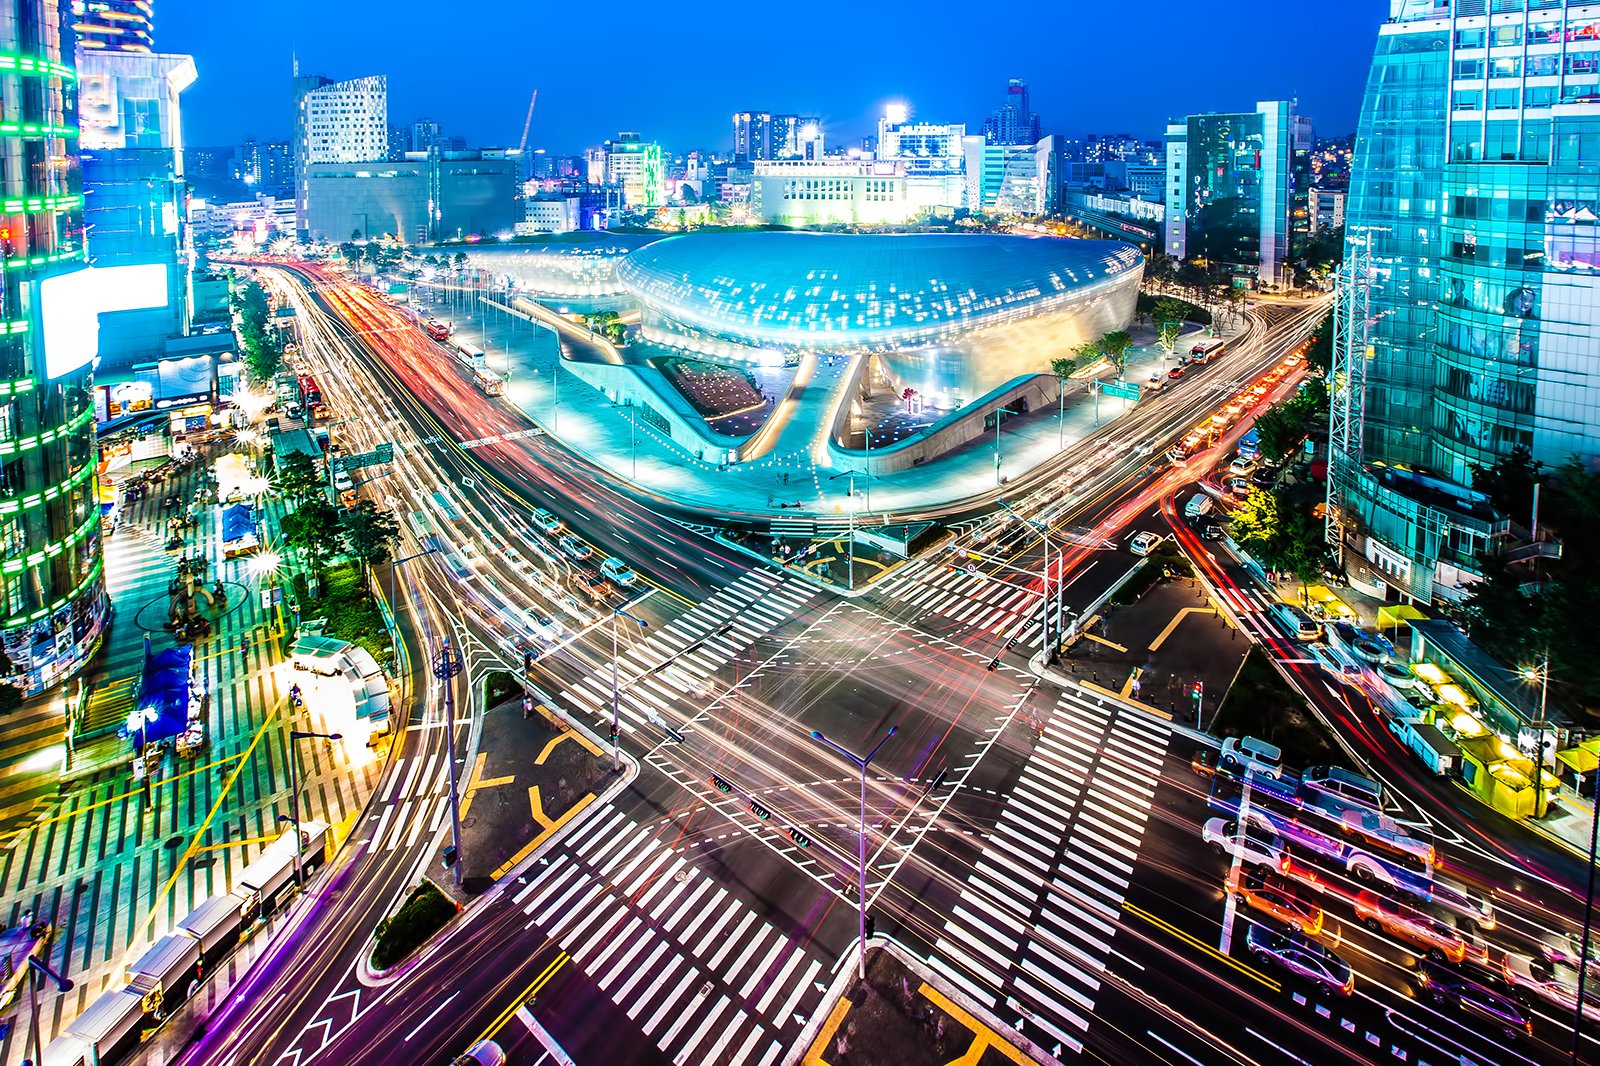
left=1129, top=531, right=1163, bottom=557
left=1301, top=765, right=1383, bottom=809
left=558, top=535, right=592, bottom=561
left=1244, top=925, right=1353, bottom=997
left=531, top=508, right=564, bottom=535
left=1198, top=520, right=1224, bottom=541
left=1536, top=930, right=1599, bottom=968
left=519, top=608, right=563, bottom=643
left=1414, top=960, right=1532, bottom=1039
left=1355, top=890, right=1467, bottom=962
left=1203, top=817, right=1287, bottom=869
left=1285, top=354, right=1303, bottom=367
left=1250, top=467, right=1278, bottom=488
left=1225, top=476, right=1252, bottom=496
left=1168, top=366, right=1185, bottom=379
left=333, top=468, right=354, bottom=492
left=1229, top=867, right=1324, bottom=935
left=600, top=556, right=639, bottom=587
left=1219, top=736, right=1283, bottom=780
left=1502, top=952, right=1600, bottom=1023
left=1228, top=458, right=1255, bottom=478
left=338, top=488, right=359, bottom=509
left=574, top=569, right=611, bottom=601
left=452, top=1040, right=507, bottom=1066
left=1147, top=373, right=1165, bottom=389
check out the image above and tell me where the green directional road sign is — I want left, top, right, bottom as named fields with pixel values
left=341, top=441, right=396, bottom=471
left=1102, top=380, right=1141, bottom=401
left=375, top=442, right=394, bottom=463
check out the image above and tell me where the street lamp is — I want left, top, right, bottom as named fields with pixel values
left=828, top=470, right=877, bottom=590
left=23, top=953, right=73, bottom=1066
left=284, top=729, right=342, bottom=888
left=611, top=605, right=648, bottom=773
left=1520, top=656, right=1551, bottom=818
left=999, top=500, right=1062, bottom=662
left=432, top=639, right=466, bottom=886
left=811, top=725, right=896, bottom=980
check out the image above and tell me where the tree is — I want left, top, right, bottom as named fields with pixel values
left=452, top=251, right=468, bottom=270
left=1306, top=307, right=1334, bottom=375
left=1469, top=444, right=1541, bottom=525
left=273, top=452, right=325, bottom=506
left=1229, top=488, right=1328, bottom=592
left=350, top=228, right=363, bottom=243
left=280, top=498, right=342, bottom=578
left=1229, top=489, right=1282, bottom=560
left=1049, top=356, right=1078, bottom=381
left=1153, top=297, right=1190, bottom=351
left=1099, top=331, right=1134, bottom=378
left=340, top=500, right=401, bottom=583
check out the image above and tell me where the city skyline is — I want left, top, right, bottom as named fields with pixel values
left=163, top=0, right=1386, bottom=151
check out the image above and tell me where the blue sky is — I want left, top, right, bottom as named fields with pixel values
left=162, top=0, right=1387, bottom=152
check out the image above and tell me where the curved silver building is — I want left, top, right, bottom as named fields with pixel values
left=616, top=231, right=1143, bottom=408
left=460, top=234, right=661, bottom=300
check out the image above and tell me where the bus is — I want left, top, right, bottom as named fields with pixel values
left=1189, top=338, right=1227, bottom=364
left=472, top=367, right=505, bottom=397
left=297, top=375, right=322, bottom=407
left=424, top=319, right=451, bottom=342
left=1238, top=428, right=1261, bottom=461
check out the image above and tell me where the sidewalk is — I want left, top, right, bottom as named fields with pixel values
left=0, top=438, right=385, bottom=1053
left=447, top=294, right=1237, bottom=521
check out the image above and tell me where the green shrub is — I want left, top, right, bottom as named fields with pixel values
left=372, top=880, right=457, bottom=969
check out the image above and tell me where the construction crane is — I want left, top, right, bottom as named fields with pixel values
left=518, top=90, right=539, bottom=154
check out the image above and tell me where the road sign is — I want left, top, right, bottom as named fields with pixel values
left=342, top=442, right=395, bottom=471
left=1102, top=380, right=1141, bottom=402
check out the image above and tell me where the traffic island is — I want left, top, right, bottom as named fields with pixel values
left=1209, top=646, right=1345, bottom=766
left=371, top=879, right=458, bottom=971
left=798, top=942, right=1047, bottom=1066
left=443, top=688, right=613, bottom=898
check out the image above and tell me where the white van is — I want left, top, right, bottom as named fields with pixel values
left=1272, top=602, right=1323, bottom=641
left=1302, top=765, right=1383, bottom=809
left=1219, top=736, right=1284, bottom=780
left=1129, top=531, right=1163, bottom=556
left=600, top=556, right=638, bottom=587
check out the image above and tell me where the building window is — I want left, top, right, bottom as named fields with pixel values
left=1454, top=89, right=1484, bottom=111
left=1455, top=27, right=1486, bottom=49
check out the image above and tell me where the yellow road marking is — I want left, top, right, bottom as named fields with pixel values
left=6, top=752, right=248, bottom=843
left=476, top=950, right=570, bottom=1045
left=800, top=996, right=854, bottom=1066
left=491, top=790, right=598, bottom=880
left=918, top=982, right=1037, bottom=1066
left=527, top=786, right=553, bottom=830
left=1077, top=679, right=1173, bottom=721
left=1149, top=606, right=1219, bottom=653
left=1122, top=901, right=1279, bottom=991
left=1081, top=632, right=1128, bottom=653
left=458, top=752, right=514, bottom=823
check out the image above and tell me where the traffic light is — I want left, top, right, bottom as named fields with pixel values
left=711, top=775, right=733, bottom=793
left=787, top=828, right=810, bottom=848
left=749, top=801, right=771, bottom=820
left=609, top=726, right=620, bottom=743
left=986, top=658, right=1000, bottom=672
left=1192, top=681, right=1205, bottom=701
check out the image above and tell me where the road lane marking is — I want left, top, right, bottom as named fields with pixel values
left=404, top=990, right=460, bottom=1040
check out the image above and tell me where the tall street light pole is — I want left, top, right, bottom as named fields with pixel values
left=433, top=638, right=466, bottom=885
left=611, top=605, right=648, bottom=773
left=387, top=546, right=439, bottom=665
left=828, top=470, right=875, bottom=591
left=811, top=725, right=897, bottom=981
left=1000, top=500, right=1058, bottom=662
left=284, top=729, right=342, bottom=888
left=24, top=954, right=73, bottom=1066
left=1522, top=656, right=1550, bottom=818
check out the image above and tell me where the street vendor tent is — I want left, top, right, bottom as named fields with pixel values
left=131, top=637, right=194, bottom=746
left=220, top=502, right=259, bottom=556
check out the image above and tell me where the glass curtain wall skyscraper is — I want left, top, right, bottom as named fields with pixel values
left=0, top=0, right=111, bottom=694
left=70, top=0, right=150, bottom=52
left=1334, top=0, right=1600, bottom=603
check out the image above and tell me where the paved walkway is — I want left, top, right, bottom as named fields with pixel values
left=0, top=439, right=383, bottom=1053
left=445, top=295, right=1233, bottom=521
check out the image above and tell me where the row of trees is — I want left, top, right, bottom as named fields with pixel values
left=1462, top=449, right=1600, bottom=720
left=1049, top=330, right=1135, bottom=384
left=1224, top=380, right=1334, bottom=591
left=1252, top=377, right=1330, bottom=460
left=274, top=453, right=401, bottom=585
left=234, top=279, right=285, bottom=384
left=338, top=240, right=470, bottom=279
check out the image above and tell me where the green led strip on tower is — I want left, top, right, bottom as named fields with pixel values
left=0, top=376, right=35, bottom=397
left=4, top=248, right=85, bottom=271
left=0, top=460, right=96, bottom=517
left=0, top=194, right=81, bottom=213
left=1, top=507, right=100, bottom=576
left=0, top=405, right=93, bottom=459
left=4, top=554, right=103, bottom=629
left=0, top=53, right=75, bottom=80
left=0, top=121, right=76, bottom=138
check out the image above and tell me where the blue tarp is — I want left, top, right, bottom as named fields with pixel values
left=221, top=503, right=255, bottom=543
left=131, top=637, right=193, bottom=747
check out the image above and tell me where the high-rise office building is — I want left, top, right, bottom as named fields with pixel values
left=0, top=0, right=112, bottom=693
left=732, top=111, right=770, bottom=163
left=71, top=0, right=152, bottom=53
left=982, top=78, right=1040, bottom=147
left=237, top=138, right=293, bottom=193
left=292, top=73, right=387, bottom=237
left=1165, top=100, right=1302, bottom=288
left=1329, top=0, right=1600, bottom=604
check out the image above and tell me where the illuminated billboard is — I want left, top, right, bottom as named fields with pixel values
left=40, top=263, right=170, bottom=380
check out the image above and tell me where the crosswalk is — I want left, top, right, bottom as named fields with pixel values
left=556, top=569, right=815, bottom=735
left=926, top=687, right=1172, bottom=1054
left=514, top=805, right=827, bottom=1065
left=876, top=560, right=1051, bottom=649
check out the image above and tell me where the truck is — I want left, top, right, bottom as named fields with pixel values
left=1387, top=717, right=1461, bottom=776
left=1183, top=492, right=1214, bottom=520
left=1238, top=428, right=1261, bottom=461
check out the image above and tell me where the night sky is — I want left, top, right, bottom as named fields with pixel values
left=162, top=0, right=1389, bottom=152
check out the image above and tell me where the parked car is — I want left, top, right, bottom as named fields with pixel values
left=1413, top=960, right=1532, bottom=1039
left=531, top=508, right=564, bottom=535
left=558, top=535, right=592, bottom=561
left=1228, top=457, right=1255, bottom=478
left=1244, top=925, right=1353, bottom=997
left=1355, top=890, right=1467, bottom=962
left=1228, top=867, right=1324, bottom=936
left=600, top=556, right=639, bottom=587
left=1250, top=466, right=1279, bottom=489
left=1225, top=476, right=1253, bottom=496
